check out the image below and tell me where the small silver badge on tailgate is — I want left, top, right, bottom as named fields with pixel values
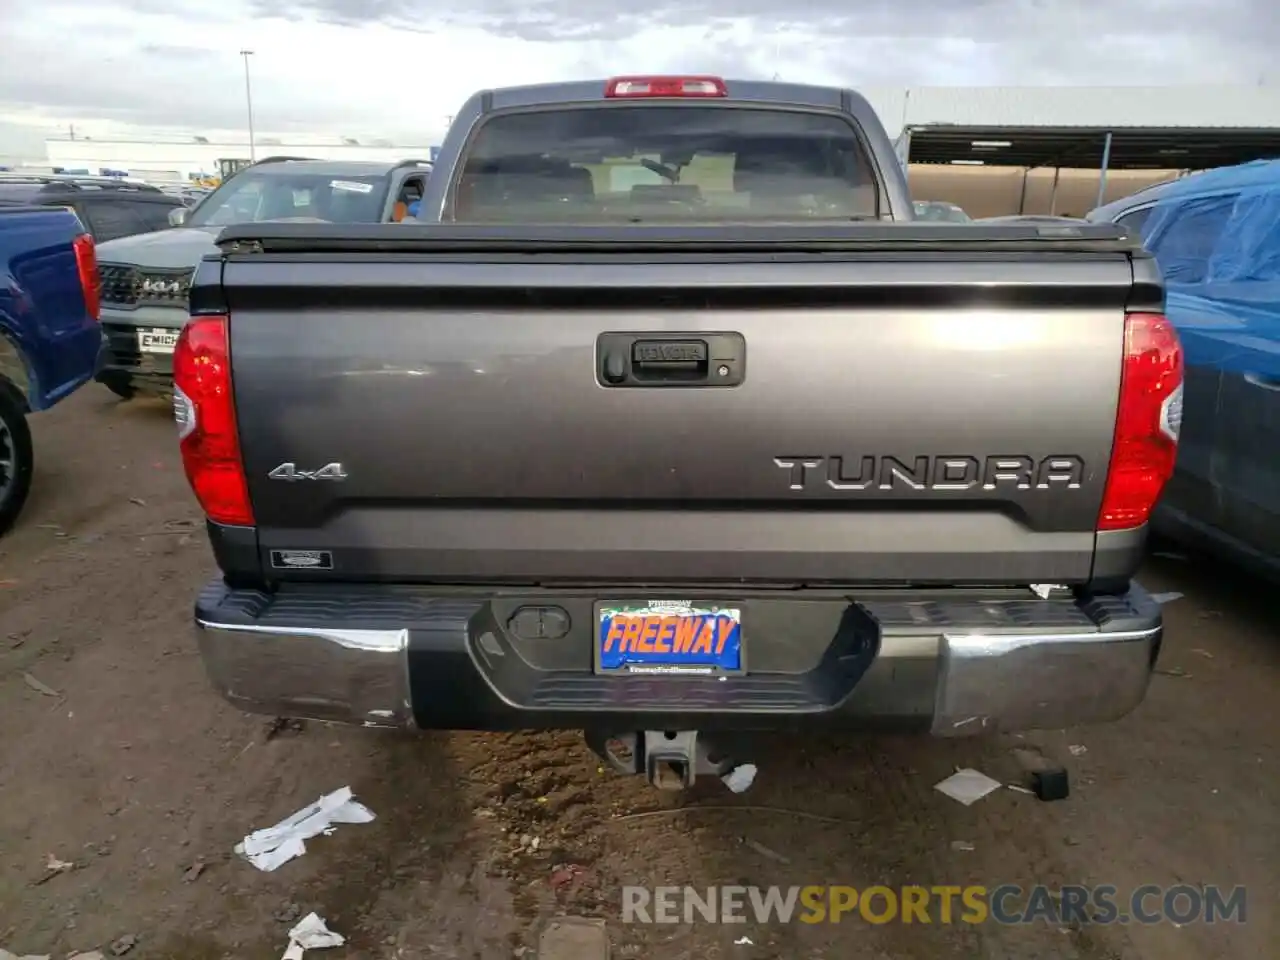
left=270, top=549, right=334, bottom=570
left=267, top=462, right=348, bottom=482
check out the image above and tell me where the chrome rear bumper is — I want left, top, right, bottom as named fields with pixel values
left=195, top=621, right=414, bottom=728
left=933, top=626, right=1159, bottom=735
left=194, top=582, right=1161, bottom=735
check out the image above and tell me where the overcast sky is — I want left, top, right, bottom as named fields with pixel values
left=1, top=0, right=1276, bottom=155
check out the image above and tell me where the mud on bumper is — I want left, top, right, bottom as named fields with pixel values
left=193, top=582, right=1162, bottom=736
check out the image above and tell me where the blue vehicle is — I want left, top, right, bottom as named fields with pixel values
left=0, top=206, right=102, bottom=534
left=1088, top=160, right=1280, bottom=578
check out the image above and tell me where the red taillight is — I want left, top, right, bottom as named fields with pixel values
left=173, top=315, right=254, bottom=526
left=604, top=76, right=728, bottom=98
left=72, top=233, right=101, bottom=321
left=1097, top=312, right=1183, bottom=531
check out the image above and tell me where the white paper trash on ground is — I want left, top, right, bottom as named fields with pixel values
left=934, top=768, right=1003, bottom=806
left=1029, top=583, right=1066, bottom=600
left=281, top=913, right=345, bottom=960
left=0, top=949, right=50, bottom=960
left=722, top=763, right=758, bottom=793
left=237, top=786, right=375, bottom=872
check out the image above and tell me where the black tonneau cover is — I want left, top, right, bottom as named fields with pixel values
left=214, top=221, right=1143, bottom=257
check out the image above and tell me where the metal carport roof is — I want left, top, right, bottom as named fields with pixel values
left=903, top=125, right=1280, bottom=170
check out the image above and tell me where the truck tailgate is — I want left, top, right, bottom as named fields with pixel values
left=217, top=239, right=1138, bottom=585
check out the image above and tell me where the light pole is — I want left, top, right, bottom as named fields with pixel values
left=240, top=49, right=256, bottom=162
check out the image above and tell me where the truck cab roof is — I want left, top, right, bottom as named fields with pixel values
left=0, top=173, right=167, bottom=197
left=478, top=76, right=873, bottom=110
left=420, top=75, right=910, bottom=223
left=0, top=174, right=186, bottom=244
left=234, top=158, right=433, bottom=178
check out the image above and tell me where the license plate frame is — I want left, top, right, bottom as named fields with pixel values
left=594, top=600, right=746, bottom=676
left=137, top=328, right=179, bottom=354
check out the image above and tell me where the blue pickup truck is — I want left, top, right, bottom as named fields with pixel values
left=0, top=206, right=102, bottom=534
left=1088, top=160, right=1280, bottom=579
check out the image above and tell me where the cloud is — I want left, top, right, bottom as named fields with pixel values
left=0, top=0, right=1277, bottom=155
left=253, top=0, right=1273, bottom=48
left=253, top=0, right=1280, bottom=63
left=136, top=44, right=222, bottom=59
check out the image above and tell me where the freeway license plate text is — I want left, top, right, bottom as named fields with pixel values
left=597, top=601, right=743, bottom=674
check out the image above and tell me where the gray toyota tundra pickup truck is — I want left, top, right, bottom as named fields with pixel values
left=179, top=76, right=1183, bottom=791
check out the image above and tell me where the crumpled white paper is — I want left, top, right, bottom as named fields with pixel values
left=934, top=768, right=1003, bottom=806
left=236, top=786, right=375, bottom=872
left=722, top=763, right=758, bottom=793
left=1029, top=583, right=1066, bottom=600
left=281, top=913, right=345, bottom=960
left=0, top=949, right=50, bottom=960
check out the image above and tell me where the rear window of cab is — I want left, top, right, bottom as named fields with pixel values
left=450, top=105, right=881, bottom=223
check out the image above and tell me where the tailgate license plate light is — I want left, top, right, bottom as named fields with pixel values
left=596, top=601, right=743, bottom=675
left=138, top=328, right=179, bottom=354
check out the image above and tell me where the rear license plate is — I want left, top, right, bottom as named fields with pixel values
left=138, top=328, right=179, bottom=353
left=596, top=601, right=743, bottom=675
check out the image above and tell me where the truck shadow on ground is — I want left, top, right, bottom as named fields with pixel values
left=139, top=546, right=1280, bottom=960
left=583, top=731, right=1027, bottom=959
left=213, top=539, right=1280, bottom=960
left=570, top=551, right=1280, bottom=960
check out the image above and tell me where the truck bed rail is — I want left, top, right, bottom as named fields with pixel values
left=214, top=221, right=1143, bottom=257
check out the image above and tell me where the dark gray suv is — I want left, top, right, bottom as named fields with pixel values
left=0, top=175, right=185, bottom=242
left=94, top=156, right=432, bottom=399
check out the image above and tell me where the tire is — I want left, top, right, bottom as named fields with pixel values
left=0, top=378, right=34, bottom=538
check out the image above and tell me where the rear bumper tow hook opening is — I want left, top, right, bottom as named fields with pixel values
left=652, top=760, right=689, bottom=791
left=643, top=731, right=699, bottom=790
left=585, top=730, right=748, bottom=792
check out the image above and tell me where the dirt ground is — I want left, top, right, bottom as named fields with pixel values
left=1, top=389, right=1276, bottom=960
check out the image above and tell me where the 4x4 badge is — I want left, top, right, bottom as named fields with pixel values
left=267, top=462, right=348, bottom=481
